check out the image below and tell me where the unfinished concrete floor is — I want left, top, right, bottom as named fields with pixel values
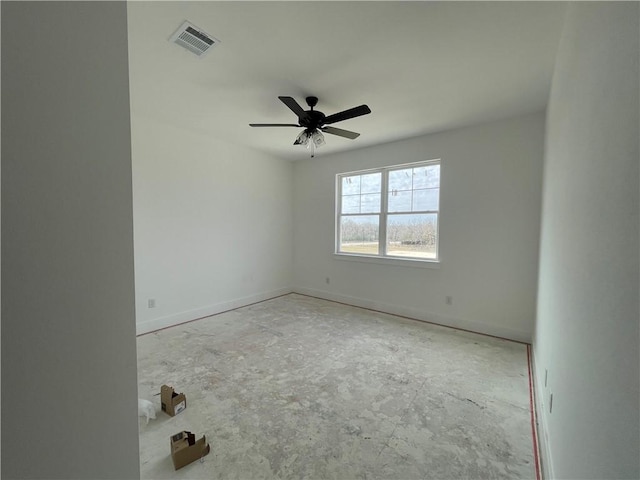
left=137, top=294, right=535, bottom=479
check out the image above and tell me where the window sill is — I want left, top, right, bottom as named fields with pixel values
left=333, top=252, right=441, bottom=269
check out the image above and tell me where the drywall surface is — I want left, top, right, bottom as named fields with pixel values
left=293, top=113, right=545, bottom=342
left=1, top=2, right=140, bottom=479
left=534, top=3, right=639, bottom=479
left=129, top=118, right=293, bottom=334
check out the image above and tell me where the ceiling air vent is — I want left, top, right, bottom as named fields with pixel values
left=169, top=21, right=220, bottom=57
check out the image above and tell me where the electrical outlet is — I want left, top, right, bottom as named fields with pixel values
left=148, top=298, right=156, bottom=308
left=445, top=296, right=453, bottom=305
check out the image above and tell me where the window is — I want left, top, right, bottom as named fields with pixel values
left=337, top=160, right=440, bottom=261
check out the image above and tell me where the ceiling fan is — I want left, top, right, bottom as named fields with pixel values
left=250, top=96, right=371, bottom=157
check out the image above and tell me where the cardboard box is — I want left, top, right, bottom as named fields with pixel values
left=170, top=431, right=210, bottom=470
left=161, top=384, right=186, bottom=416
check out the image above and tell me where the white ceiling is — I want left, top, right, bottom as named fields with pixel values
left=127, top=1, right=566, bottom=161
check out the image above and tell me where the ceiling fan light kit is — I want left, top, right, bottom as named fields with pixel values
left=294, top=130, right=309, bottom=146
left=293, top=129, right=326, bottom=158
left=250, top=96, right=371, bottom=157
left=294, top=130, right=325, bottom=146
left=312, top=131, right=326, bottom=147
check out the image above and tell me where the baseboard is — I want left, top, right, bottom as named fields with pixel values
left=292, top=287, right=532, bottom=344
left=136, top=287, right=293, bottom=335
left=530, top=348, right=554, bottom=480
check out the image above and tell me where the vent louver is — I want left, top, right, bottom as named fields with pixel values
left=169, top=21, right=220, bottom=57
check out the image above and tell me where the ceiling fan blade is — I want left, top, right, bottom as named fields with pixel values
left=323, top=104, right=371, bottom=125
left=249, top=123, right=300, bottom=127
left=321, top=126, right=360, bottom=139
left=278, top=96, right=309, bottom=121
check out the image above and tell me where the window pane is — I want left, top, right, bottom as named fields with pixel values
left=411, top=166, right=429, bottom=189
left=340, top=215, right=379, bottom=255
left=388, top=168, right=412, bottom=191
left=388, top=189, right=411, bottom=212
left=412, top=165, right=440, bottom=189
left=413, top=188, right=439, bottom=211
left=361, top=193, right=381, bottom=213
left=342, top=176, right=360, bottom=195
left=386, top=214, right=437, bottom=259
left=426, top=165, right=440, bottom=188
left=341, top=194, right=360, bottom=214
left=360, top=173, right=382, bottom=194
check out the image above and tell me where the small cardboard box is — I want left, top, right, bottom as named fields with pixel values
left=161, top=384, right=186, bottom=416
left=170, top=431, right=210, bottom=470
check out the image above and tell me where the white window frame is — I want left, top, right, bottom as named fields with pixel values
left=335, top=159, right=441, bottom=266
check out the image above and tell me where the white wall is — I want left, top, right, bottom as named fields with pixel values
left=534, top=3, right=639, bottom=479
left=130, top=117, right=293, bottom=334
left=1, top=2, right=140, bottom=478
left=293, top=113, right=545, bottom=342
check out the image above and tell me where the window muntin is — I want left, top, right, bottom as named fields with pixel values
left=337, top=160, right=440, bottom=261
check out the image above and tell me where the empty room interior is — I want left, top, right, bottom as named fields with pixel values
left=1, top=1, right=639, bottom=479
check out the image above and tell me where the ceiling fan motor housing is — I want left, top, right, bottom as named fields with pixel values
left=299, top=96, right=324, bottom=130
left=300, top=110, right=326, bottom=130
